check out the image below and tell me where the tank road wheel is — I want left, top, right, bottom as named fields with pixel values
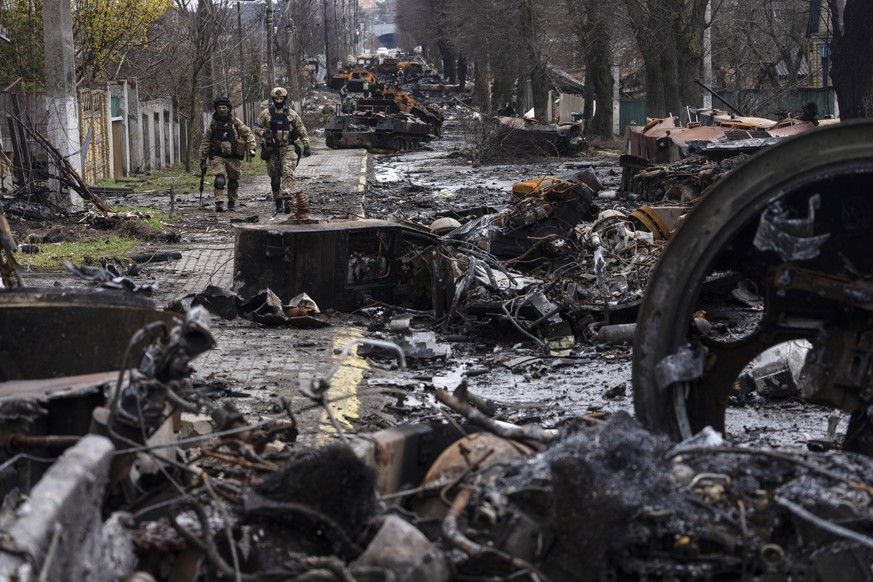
left=632, top=120, right=873, bottom=449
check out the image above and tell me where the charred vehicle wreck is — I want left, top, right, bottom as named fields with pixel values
left=326, top=57, right=445, bottom=152
left=325, top=83, right=444, bottom=152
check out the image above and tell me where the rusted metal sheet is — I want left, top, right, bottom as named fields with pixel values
left=233, top=220, right=433, bottom=312
left=708, top=113, right=778, bottom=129
left=0, top=288, right=176, bottom=381
left=625, top=117, right=679, bottom=162
left=768, top=119, right=820, bottom=137
left=629, top=204, right=673, bottom=240
left=625, top=113, right=833, bottom=164
left=350, top=422, right=472, bottom=496
left=0, top=371, right=116, bottom=492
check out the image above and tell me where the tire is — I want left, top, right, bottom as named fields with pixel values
left=632, top=120, right=873, bottom=440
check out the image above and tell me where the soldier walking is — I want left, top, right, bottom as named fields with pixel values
left=199, top=96, right=257, bottom=212
left=254, top=87, right=312, bottom=214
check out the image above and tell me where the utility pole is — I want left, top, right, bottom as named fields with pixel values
left=42, top=0, right=83, bottom=209
left=266, top=0, right=275, bottom=96
left=702, top=0, right=713, bottom=109
left=340, top=0, right=347, bottom=62
left=237, top=2, right=247, bottom=124
left=354, top=0, right=361, bottom=56
left=284, top=0, right=302, bottom=112
left=323, top=0, right=331, bottom=77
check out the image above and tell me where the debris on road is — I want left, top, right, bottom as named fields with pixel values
left=4, top=86, right=873, bottom=582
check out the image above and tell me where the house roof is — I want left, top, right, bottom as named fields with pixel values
left=546, top=65, right=585, bottom=95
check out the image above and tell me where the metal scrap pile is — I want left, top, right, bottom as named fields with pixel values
left=384, top=173, right=673, bottom=354
left=619, top=108, right=836, bottom=204
left=5, top=335, right=873, bottom=582
left=620, top=152, right=751, bottom=202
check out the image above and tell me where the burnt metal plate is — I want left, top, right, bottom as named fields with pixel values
left=0, top=287, right=176, bottom=381
left=233, top=220, right=425, bottom=312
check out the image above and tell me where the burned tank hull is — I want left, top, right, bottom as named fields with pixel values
left=325, top=111, right=437, bottom=151
left=326, top=95, right=443, bottom=152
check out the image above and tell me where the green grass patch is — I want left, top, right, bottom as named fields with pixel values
left=16, top=235, right=139, bottom=271
left=96, top=156, right=270, bottom=194
left=112, top=206, right=170, bottom=230
left=96, top=163, right=198, bottom=193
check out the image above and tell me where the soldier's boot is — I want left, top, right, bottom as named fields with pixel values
left=215, top=201, right=224, bottom=212
left=284, top=198, right=292, bottom=214
left=275, top=198, right=284, bottom=214
left=227, top=182, right=238, bottom=211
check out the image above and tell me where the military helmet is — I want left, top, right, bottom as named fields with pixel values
left=271, top=87, right=288, bottom=99
left=213, top=95, right=232, bottom=108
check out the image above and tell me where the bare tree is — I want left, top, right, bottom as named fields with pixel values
left=434, top=0, right=552, bottom=115
left=170, top=0, right=231, bottom=171
left=276, top=0, right=320, bottom=107
left=706, top=0, right=809, bottom=115
left=829, top=0, right=873, bottom=118
left=622, top=0, right=708, bottom=117
left=563, top=0, right=614, bottom=137
left=396, top=0, right=458, bottom=82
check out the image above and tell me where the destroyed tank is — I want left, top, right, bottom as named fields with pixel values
left=325, top=85, right=444, bottom=152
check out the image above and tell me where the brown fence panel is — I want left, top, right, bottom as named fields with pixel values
left=78, top=88, right=110, bottom=184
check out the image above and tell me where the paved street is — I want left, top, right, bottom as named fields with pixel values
left=23, top=138, right=383, bottom=444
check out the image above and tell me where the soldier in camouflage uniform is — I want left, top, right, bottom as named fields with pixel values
left=254, top=87, right=312, bottom=214
left=199, top=96, right=257, bottom=212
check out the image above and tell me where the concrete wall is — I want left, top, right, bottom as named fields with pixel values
left=0, top=81, right=182, bottom=182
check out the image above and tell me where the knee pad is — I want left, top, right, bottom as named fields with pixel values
left=228, top=178, right=239, bottom=191
left=270, top=177, right=281, bottom=191
left=215, top=174, right=226, bottom=189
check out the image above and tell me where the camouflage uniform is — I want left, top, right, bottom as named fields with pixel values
left=199, top=107, right=256, bottom=210
left=320, top=103, right=335, bottom=128
left=254, top=99, right=311, bottom=209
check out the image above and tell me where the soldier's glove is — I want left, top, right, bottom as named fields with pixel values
left=199, top=159, right=208, bottom=173
left=248, top=148, right=256, bottom=158
left=303, top=146, right=312, bottom=157
left=263, top=129, right=274, bottom=145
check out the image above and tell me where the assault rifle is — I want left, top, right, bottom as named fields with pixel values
left=198, top=158, right=208, bottom=207
left=261, top=130, right=282, bottom=184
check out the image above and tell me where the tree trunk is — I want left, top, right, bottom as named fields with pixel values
left=471, top=58, right=491, bottom=112
left=585, top=0, right=614, bottom=137
left=438, top=39, right=456, bottom=83
left=626, top=0, right=706, bottom=119
left=674, top=0, right=707, bottom=114
left=830, top=0, right=873, bottom=119
left=185, top=69, right=200, bottom=172
left=588, top=41, right=614, bottom=137
left=642, top=49, right=668, bottom=118
left=457, top=52, right=467, bottom=91
left=521, top=0, right=549, bottom=118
